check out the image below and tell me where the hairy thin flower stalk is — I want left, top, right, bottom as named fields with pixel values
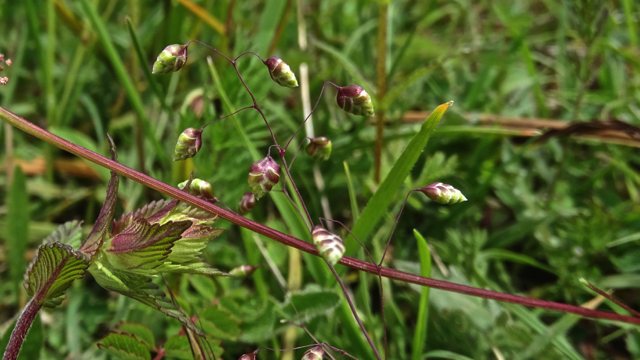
left=5, top=81, right=640, bottom=327
left=3, top=300, right=42, bottom=360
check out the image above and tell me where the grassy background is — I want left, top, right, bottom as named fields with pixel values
left=1, top=0, right=640, bottom=359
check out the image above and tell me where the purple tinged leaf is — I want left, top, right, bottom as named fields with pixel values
left=23, top=242, right=90, bottom=308
left=111, top=199, right=173, bottom=236
left=106, top=219, right=192, bottom=270
left=79, top=135, right=119, bottom=258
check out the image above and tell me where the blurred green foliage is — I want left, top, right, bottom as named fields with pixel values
left=1, top=0, right=640, bottom=359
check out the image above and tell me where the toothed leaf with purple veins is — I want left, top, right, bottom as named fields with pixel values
left=311, top=225, right=346, bottom=266
left=111, top=199, right=174, bottom=236
left=42, top=220, right=83, bottom=249
left=97, top=332, right=151, bottom=360
left=178, top=178, right=216, bottom=201
left=24, top=242, right=90, bottom=308
left=418, top=182, right=467, bottom=204
left=302, top=346, right=324, bottom=360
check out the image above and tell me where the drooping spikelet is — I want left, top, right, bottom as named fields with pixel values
left=152, top=44, right=188, bottom=74
left=305, top=137, right=332, bottom=161
left=238, top=192, right=256, bottom=215
left=247, top=157, right=281, bottom=200
left=418, top=182, right=467, bottom=204
left=229, top=264, right=259, bottom=278
left=173, top=128, right=202, bottom=161
left=264, top=57, right=298, bottom=88
left=301, top=346, right=324, bottom=360
left=178, top=178, right=215, bottom=202
left=311, top=226, right=345, bottom=266
left=336, top=85, right=375, bottom=117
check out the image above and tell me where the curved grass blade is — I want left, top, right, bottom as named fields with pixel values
left=346, top=101, right=454, bottom=257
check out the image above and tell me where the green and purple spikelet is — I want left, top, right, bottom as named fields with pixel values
left=173, top=128, right=202, bottom=161
left=247, top=156, right=281, bottom=200
left=419, top=182, right=467, bottom=204
left=264, top=57, right=298, bottom=88
left=336, top=85, right=375, bottom=117
left=178, top=178, right=215, bottom=202
left=311, top=226, right=345, bottom=266
left=306, top=137, right=332, bottom=161
left=302, top=346, right=324, bottom=360
left=152, top=44, right=188, bottom=74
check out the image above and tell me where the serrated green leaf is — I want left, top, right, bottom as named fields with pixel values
left=346, top=101, right=453, bottom=256
left=114, top=322, right=156, bottom=352
left=111, top=199, right=174, bottom=236
left=278, top=287, right=341, bottom=322
left=24, top=242, right=90, bottom=307
left=42, top=220, right=83, bottom=249
left=88, top=258, right=201, bottom=335
left=199, top=306, right=241, bottom=341
left=97, top=332, right=151, bottom=360
left=239, top=302, right=276, bottom=343
left=164, top=334, right=223, bottom=359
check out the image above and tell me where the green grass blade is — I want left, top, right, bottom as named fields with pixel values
left=346, top=101, right=453, bottom=257
left=412, top=229, right=431, bottom=360
left=423, top=350, right=474, bottom=360
left=240, top=225, right=268, bottom=302
left=343, top=161, right=360, bottom=222
left=310, top=38, right=376, bottom=97
left=7, top=167, right=29, bottom=293
left=79, top=0, right=167, bottom=163
left=518, top=312, right=582, bottom=360
left=125, top=17, right=167, bottom=109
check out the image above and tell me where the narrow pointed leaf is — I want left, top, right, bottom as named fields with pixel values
left=7, top=166, right=29, bottom=289
left=24, top=242, right=90, bottom=307
left=346, top=101, right=454, bottom=256
left=97, top=332, right=151, bottom=360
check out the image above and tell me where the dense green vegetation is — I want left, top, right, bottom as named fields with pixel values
left=2, top=0, right=640, bottom=359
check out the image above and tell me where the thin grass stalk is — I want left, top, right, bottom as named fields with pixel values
left=3, top=106, right=640, bottom=326
left=374, top=2, right=388, bottom=183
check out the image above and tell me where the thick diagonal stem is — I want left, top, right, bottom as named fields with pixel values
left=2, top=106, right=640, bottom=325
